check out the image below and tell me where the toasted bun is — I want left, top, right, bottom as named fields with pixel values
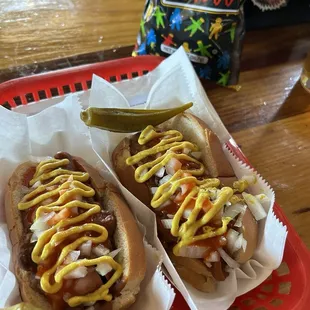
left=169, top=253, right=215, bottom=293
left=112, top=138, right=152, bottom=207
left=234, top=208, right=258, bottom=264
left=5, top=162, right=52, bottom=310
left=5, top=158, right=145, bottom=310
left=158, top=113, right=235, bottom=177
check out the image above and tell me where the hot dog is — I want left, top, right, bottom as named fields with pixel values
left=112, top=113, right=266, bottom=292
left=5, top=152, right=145, bottom=310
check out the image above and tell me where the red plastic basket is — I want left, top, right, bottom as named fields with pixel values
left=1, top=56, right=309, bottom=310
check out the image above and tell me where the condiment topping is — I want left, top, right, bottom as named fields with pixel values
left=18, top=158, right=123, bottom=307
left=126, top=126, right=255, bottom=259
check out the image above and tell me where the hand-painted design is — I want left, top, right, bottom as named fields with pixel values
left=217, top=71, right=230, bottom=86
left=133, top=0, right=244, bottom=85
left=209, top=17, right=223, bottom=40
left=170, top=8, right=183, bottom=31
left=184, top=17, right=205, bottom=37
left=146, top=29, right=157, bottom=49
left=229, top=22, right=236, bottom=43
left=140, top=19, right=146, bottom=37
left=182, top=42, right=191, bottom=53
left=161, top=33, right=177, bottom=47
left=217, top=51, right=230, bottom=70
left=194, top=40, right=213, bottom=58
left=154, top=6, right=166, bottom=29
left=199, top=66, right=212, bottom=79
left=136, top=42, right=147, bottom=55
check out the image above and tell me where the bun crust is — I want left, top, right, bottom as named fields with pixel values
left=5, top=158, right=145, bottom=310
left=5, top=162, right=52, bottom=310
left=234, top=208, right=258, bottom=264
left=158, top=113, right=235, bottom=177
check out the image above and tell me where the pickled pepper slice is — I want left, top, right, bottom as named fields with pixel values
left=80, top=102, right=193, bottom=132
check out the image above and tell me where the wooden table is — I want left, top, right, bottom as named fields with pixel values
left=1, top=1, right=310, bottom=249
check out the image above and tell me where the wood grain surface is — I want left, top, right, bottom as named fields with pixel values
left=1, top=0, right=310, bottom=252
left=0, top=0, right=144, bottom=70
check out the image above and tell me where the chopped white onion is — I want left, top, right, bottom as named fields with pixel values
left=30, top=233, right=38, bottom=243
left=30, top=212, right=56, bottom=236
left=233, top=233, right=244, bottom=253
left=191, top=151, right=202, bottom=160
left=242, top=238, right=248, bottom=252
left=178, top=245, right=209, bottom=258
left=242, top=192, right=267, bottom=221
left=150, top=187, right=158, bottom=194
left=35, top=274, right=41, bottom=280
left=218, top=248, right=240, bottom=269
left=67, top=174, right=74, bottom=182
left=46, top=185, right=57, bottom=191
left=183, top=209, right=192, bottom=219
left=79, top=240, right=92, bottom=257
left=255, top=194, right=270, bottom=204
left=234, top=209, right=246, bottom=228
left=63, top=293, right=71, bottom=302
left=223, top=203, right=246, bottom=219
left=92, top=244, right=110, bottom=257
left=165, top=158, right=182, bottom=175
left=159, top=174, right=173, bottom=186
left=108, top=248, right=121, bottom=258
left=31, top=180, right=41, bottom=189
left=64, top=266, right=88, bottom=279
left=30, top=220, right=49, bottom=233
left=41, top=197, right=54, bottom=206
left=41, top=212, right=56, bottom=223
left=205, top=251, right=220, bottom=263
left=183, top=148, right=191, bottom=154
left=96, top=263, right=112, bottom=276
left=241, top=174, right=256, bottom=185
left=219, top=236, right=227, bottom=246
left=179, top=183, right=189, bottom=195
left=161, top=219, right=173, bottom=229
left=140, top=168, right=148, bottom=177
left=64, top=251, right=80, bottom=265
left=226, top=229, right=239, bottom=253
left=155, top=166, right=165, bottom=178
left=208, top=188, right=219, bottom=200
left=167, top=214, right=174, bottom=219
left=84, top=302, right=96, bottom=307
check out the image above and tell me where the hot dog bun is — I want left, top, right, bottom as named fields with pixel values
left=157, top=113, right=235, bottom=177
left=112, top=112, right=258, bottom=292
left=5, top=156, right=145, bottom=310
left=234, top=208, right=258, bottom=264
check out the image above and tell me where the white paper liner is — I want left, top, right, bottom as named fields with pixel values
left=0, top=96, right=175, bottom=309
left=87, top=47, right=288, bottom=310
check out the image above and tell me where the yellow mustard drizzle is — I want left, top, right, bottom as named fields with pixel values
left=230, top=195, right=243, bottom=205
left=126, top=126, right=234, bottom=256
left=18, top=158, right=123, bottom=307
left=126, top=125, right=205, bottom=183
left=233, top=179, right=249, bottom=193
